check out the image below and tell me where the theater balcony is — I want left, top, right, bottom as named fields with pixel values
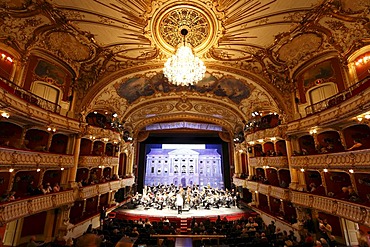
left=249, top=156, right=289, bottom=169
left=290, top=191, right=370, bottom=227
left=78, top=156, right=119, bottom=168
left=291, top=149, right=370, bottom=170
left=0, top=147, right=74, bottom=169
left=0, top=190, right=74, bottom=225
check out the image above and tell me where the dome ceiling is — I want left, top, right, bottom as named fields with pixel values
left=0, top=0, right=369, bottom=133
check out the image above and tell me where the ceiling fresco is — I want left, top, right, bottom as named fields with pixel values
left=0, top=0, right=369, bottom=132
left=114, top=73, right=251, bottom=104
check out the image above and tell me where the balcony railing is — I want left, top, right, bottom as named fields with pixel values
left=291, top=191, right=370, bottom=226
left=290, top=149, right=370, bottom=169
left=79, top=177, right=135, bottom=200
left=305, top=76, right=370, bottom=115
left=78, top=156, right=119, bottom=167
left=244, top=181, right=290, bottom=200
left=98, top=182, right=110, bottom=194
left=0, top=147, right=74, bottom=168
left=245, top=125, right=286, bottom=143
left=246, top=181, right=259, bottom=192
left=0, top=190, right=74, bottom=224
left=0, top=76, right=61, bottom=114
left=249, top=156, right=289, bottom=168
left=270, top=186, right=290, bottom=201
left=236, top=178, right=370, bottom=226
left=85, top=126, right=122, bottom=143
left=79, top=185, right=99, bottom=199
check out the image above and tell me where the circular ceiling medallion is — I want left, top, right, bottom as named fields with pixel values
left=160, top=8, right=209, bottom=49
left=147, top=1, right=222, bottom=56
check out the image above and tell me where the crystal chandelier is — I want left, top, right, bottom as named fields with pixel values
left=163, top=29, right=206, bottom=86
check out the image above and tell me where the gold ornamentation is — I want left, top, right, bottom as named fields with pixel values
left=46, top=32, right=91, bottom=62
left=175, top=97, right=193, bottom=111
left=160, top=8, right=208, bottom=49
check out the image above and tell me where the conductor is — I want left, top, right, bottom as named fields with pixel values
left=176, top=192, right=184, bottom=214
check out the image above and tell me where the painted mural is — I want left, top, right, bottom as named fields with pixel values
left=34, top=60, right=67, bottom=86
left=114, top=73, right=251, bottom=104
left=302, top=60, right=335, bottom=91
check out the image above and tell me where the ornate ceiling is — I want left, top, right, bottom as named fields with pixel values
left=0, top=0, right=369, bottom=135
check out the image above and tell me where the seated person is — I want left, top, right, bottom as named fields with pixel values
left=52, top=183, right=61, bottom=192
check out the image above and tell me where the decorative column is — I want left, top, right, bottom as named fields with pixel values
left=285, top=137, right=299, bottom=190
left=46, top=132, right=53, bottom=151
left=68, top=134, right=81, bottom=188
left=246, top=144, right=255, bottom=179
left=335, top=128, right=347, bottom=150
left=233, top=143, right=242, bottom=176
left=44, top=210, right=57, bottom=242
left=319, top=171, right=328, bottom=195
left=53, top=204, right=73, bottom=239
left=311, top=132, right=319, bottom=151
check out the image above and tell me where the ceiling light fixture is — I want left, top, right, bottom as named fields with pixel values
left=163, top=29, right=206, bottom=86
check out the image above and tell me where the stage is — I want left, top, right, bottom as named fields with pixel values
left=113, top=204, right=253, bottom=222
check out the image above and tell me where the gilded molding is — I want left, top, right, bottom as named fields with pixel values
left=290, top=149, right=370, bottom=170
left=78, top=156, right=119, bottom=168
left=0, top=190, right=74, bottom=225
left=291, top=190, right=370, bottom=227
left=0, top=148, right=74, bottom=168
left=249, top=157, right=289, bottom=169
left=287, top=86, right=370, bottom=135
left=84, top=126, right=121, bottom=143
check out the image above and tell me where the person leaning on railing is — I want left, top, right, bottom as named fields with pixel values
left=346, top=139, right=363, bottom=151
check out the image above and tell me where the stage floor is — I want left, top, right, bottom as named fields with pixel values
left=114, top=205, right=250, bottom=220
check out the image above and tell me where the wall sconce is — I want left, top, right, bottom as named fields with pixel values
left=1, top=53, right=13, bottom=63
left=309, top=129, right=317, bottom=135
left=36, top=168, right=41, bottom=172
left=60, top=167, right=64, bottom=171
left=323, top=168, right=328, bottom=173
left=47, top=126, right=56, bottom=132
left=103, top=138, right=109, bottom=142
left=355, top=55, right=370, bottom=66
left=270, top=137, right=277, bottom=141
left=300, top=168, right=305, bottom=172
left=257, top=139, right=264, bottom=143
left=0, top=111, right=10, bottom=118
left=349, top=169, right=354, bottom=173
left=9, top=168, right=14, bottom=172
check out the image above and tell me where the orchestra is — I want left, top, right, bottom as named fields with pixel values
left=130, top=184, right=239, bottom=212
